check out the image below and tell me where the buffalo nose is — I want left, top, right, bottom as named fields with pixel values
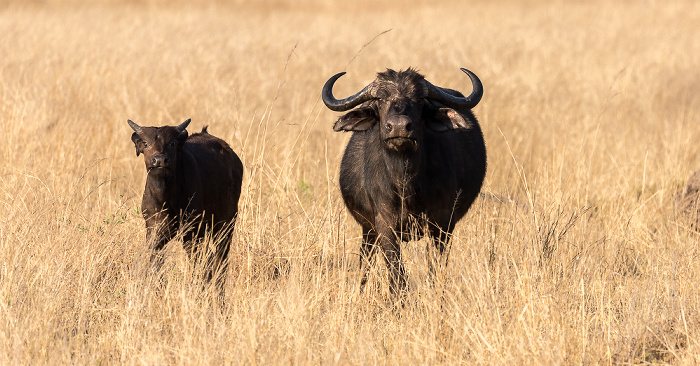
left=387, top=116, right=412, bottom=135
left=150, top=155, right=170, bottom=168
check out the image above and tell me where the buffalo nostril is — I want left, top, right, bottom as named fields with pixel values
left=405, top=122, right=412, bottom=132
left=150, top=156, right=168, bottom=167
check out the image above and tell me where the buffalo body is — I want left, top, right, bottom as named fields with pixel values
left=323, top=68, right=487, bottom=294
left=129, top=119, right=243, bottom=286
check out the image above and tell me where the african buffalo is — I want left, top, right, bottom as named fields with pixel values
left=128, top=118, right=243, bottom=286
left=322, top=68, right=487, bottom=295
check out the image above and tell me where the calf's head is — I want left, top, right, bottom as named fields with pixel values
left=322, top=68, right=483, bottom=153
left=128, top=119, right=190, bottom=176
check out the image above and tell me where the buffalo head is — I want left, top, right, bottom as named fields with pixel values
left=128, top=119, right=190, bottom=176
left=322, top=68, right=483, bottom=153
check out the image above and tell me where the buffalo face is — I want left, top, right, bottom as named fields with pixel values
left=128, top=119, right=190, bottom=177
left=333, top=92, right=423, bottom=154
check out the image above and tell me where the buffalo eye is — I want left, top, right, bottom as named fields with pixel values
left=169, top=141, right=176, bottom=147
left=143, top=142, right=149, bottom=148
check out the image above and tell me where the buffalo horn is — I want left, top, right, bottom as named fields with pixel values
left=322, top=72, right=376, bottom=112
left=176, top=119, right=191, bottom=132
left=426, top=68, right=483, bottom=110
left=127, top=119, right=143, bottom=134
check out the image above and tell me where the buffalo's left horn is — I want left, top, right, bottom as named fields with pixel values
left=127, top=119, right=143, bottom=134
left=176, top=119, right=191, bottom=132
left=426, top=68, right=483, bottom=110
left=322, top=72, right=376, bottom=112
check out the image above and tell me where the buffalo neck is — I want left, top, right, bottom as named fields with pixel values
left=379, top=137, right=426, bottom=199
left=144, top=169, right=181, bottom=212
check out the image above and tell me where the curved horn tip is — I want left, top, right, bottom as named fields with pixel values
left=323, top=72, right=346, bottom=84
left=322, top=72, right=347, bottom=90
left=460, top=67, right=483, bottom=105
left=459, top=68, right=480, bottom=82
left=177, top=118, right=191, bottom=132
left=460, top=67, right=482, bottom=81
left=127, top=119, right=142, bottom=132
left=330, top=71, right=347, bottom=79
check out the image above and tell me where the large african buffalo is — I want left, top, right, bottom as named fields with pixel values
left=322, top=68, right=487, bottom=295
left=128, top=118, right=243, bottom=287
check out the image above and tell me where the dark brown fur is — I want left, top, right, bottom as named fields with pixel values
left=129, top=119, right=243, bottom=286
left=331, top=69, right=487, bottom=295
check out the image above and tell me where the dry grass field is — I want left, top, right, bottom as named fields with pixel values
left=1, top=0, right=699, bottom=364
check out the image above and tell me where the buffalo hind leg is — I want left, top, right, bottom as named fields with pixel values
left=427, top=224, right=453, bottom=283
left=209, top=233, right=232, bottom=293
left=183, top=229, right=231, bottom=296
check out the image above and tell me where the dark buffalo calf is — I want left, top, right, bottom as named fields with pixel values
left=322, top=68, right=487, bottom=295
left=128, top=118, right=243, bottom=287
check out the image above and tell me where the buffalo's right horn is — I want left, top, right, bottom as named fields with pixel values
left=322, top=72, right=376, bottom=112
left=176, top=119, right=191, bottom=132
left=127, top=119, right=143, bottom=134
left=426, top=68, right=483, bottom=110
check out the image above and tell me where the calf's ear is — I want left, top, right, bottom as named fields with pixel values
left=333, top=107, right=377, bottom=132
left=177, top=130, right=188, bottom=143
left=426, top=108, right=472, bottom=132
left=131, top=132, right=142, bottom=156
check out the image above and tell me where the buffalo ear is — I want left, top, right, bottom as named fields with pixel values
left=131, top=132, right=142, bottom=156
left=177, top=130, right=188, bottom=143
left=426, top=108, right=471, bottom=132
left=333, top=107, right=377, bottom=132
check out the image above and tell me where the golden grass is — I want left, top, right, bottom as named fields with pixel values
left=1, top=0, right=699, bottom=364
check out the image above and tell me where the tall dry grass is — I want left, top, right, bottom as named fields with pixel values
left=0, top=0, right=699, bottom=364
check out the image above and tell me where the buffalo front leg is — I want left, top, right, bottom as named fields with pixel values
left=144, top=211, right=175, bottom=265
left=376, top=222, right=407, bottom=296
left=144, top=224, right=173, bottom=290
left=146, top=224, right=172, bottom=270
left=359, top=227, right=378, bottom=291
